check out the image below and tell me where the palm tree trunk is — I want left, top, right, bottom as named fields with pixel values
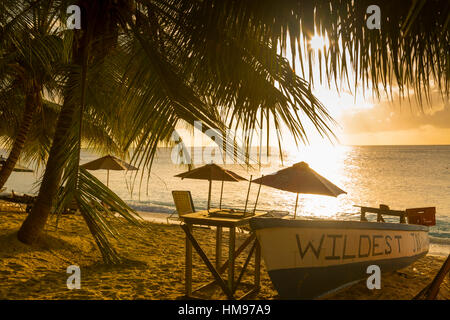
left=17, top=0, right=120, bottom=245
left=17, top=43, right=85, bottom=245
left=0, top=87, right=41, bottom=189
left=17, top=84, right=79, bottom=244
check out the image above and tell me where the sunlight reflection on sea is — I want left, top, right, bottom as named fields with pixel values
left=2, top=145, right=450, bottom=247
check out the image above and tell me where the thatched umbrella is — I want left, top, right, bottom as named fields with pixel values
left=175, top=163, right=247, bottom=210
left=80, top=155, right=138, bottom=187
left=252, top=161, right=346, bottom=219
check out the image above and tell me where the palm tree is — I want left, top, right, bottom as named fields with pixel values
left=8, top=0, right=448, bottom=263
left=0, top=13, right=63, bottom=188
left=0, top=87, right=41, bottom=189
left=0, top=0, right=123, bottom=190
left=10, top=0, right=331, bottom=263
left=0, top=95, right=56, bottom=167
left=0, top=96, right=126, bottom=171
left=14, top=1, right=139, bottom=259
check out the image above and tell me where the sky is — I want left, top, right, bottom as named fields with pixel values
left=176, top=34, right=449, bottom=149
left=285, top=34, right=450, bottom=147
left=176, top=82, right=449, bottom=150
left=311, top=83, right=450, bottom=146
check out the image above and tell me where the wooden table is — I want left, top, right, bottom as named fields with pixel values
left=180, top=209, right=267, bottom=300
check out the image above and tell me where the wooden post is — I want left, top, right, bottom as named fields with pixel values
left=228, top=226, right=236, bottom=293
left=197, top=233, right=256, bottom=294
left=255, top=238, right=261, bottom=288
left=425, top=254, right=450, bottom=299
left=294, top=193, right=299, bottom=219
left=107, top=169, right=109, bottom=187
left=414, top=254, right=450, bottom=300
left=253, top=175, right=263, bottom=214
left=207, top=178, right=212, bottom=210
left=259, top=111, right=263, bottom=170
left=216, top=226, right=222, bottom=270
left=244, top=175, right=252, bottom=213
left=234, top=241, right=257, bottom=293
left=185, top=223, right=193, bottom=297
left=219, top=180, right=224, bottom=209
left=181, top=224, right=233, bottom=298
left=360, top=208, right=367, bottom=221
left=378, top=204, right=387, bottom=222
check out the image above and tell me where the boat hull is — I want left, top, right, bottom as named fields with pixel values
left=250, top=218, right=429, bottom=299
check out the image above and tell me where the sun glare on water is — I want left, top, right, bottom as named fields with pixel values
left=286, top=144, right=347, bottom=182
left=278, top=144, right=352, bottom=219
left=309, top=34, right=327, bottom=51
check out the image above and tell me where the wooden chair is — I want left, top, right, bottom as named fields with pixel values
left=168, top=190, right=196, bottom=223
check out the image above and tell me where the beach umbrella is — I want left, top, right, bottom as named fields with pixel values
left=80, top=155, right=138, bottom=187
left=175, top=163, right=247, bottom=210
left=0, top=156, right=34, bottom=172
left=252, top=161, right=346, bottom=219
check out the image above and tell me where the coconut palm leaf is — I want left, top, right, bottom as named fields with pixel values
left=10, top=0, right=449, bottom=262
left=111, top=5, right=337, bottom=171
left=54, top=57, right=146, bottom=264
left=165, top=0, right=448, bottom=102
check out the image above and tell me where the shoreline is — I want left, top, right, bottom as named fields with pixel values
left=135, top=211, right=450, bottom=257
left=0, top=210, right=448, bottom=300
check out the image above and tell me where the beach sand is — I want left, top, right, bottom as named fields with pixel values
left=0, top=209, right=448, bottom=300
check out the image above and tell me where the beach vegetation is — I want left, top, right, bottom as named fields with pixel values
left=0, top=3, right=63, bottom=188
left=0, top=0, right=448, bottom=263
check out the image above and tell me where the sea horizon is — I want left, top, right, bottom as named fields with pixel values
left=2, top=144, right=449, bottom=256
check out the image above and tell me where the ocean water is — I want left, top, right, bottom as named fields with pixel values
left=2, top=145, right=450, bottom=255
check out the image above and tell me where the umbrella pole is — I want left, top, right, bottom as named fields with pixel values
left=243, top=175, right=252, bottom=213
left=253, top=175, right=263, bottom=214
left=107, top=169, right=109, bottom=187
left=219, top=180, right=224, bottom=209
left=294, top=193, right=299, bottom=219
left=207, top=178, right=212, bottom=210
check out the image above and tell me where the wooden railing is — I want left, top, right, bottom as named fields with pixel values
left=354, top=204, right=407, bottom=223
left=354, top=204, right=437, bottom=226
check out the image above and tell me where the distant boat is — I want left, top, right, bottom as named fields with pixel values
left=250, top=217, right=430, bottom=299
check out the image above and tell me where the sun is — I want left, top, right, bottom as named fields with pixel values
left=309, top=35, right=326, bottom=51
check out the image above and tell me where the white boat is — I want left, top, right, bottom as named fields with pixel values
left=250, top=216, right=430, bottom=299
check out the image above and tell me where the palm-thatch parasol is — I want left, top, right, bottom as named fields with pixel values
left=175, top=163, right=247, bottom=210
left=0, top=156, right=34, bottom=172
left=252, top=161, right=346, bottom=219
left=80, top=155, right=138, bottom=187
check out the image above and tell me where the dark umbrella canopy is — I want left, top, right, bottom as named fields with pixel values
left=80, top=155, right=138, bottom=171
left=252, top=162, right=345, bottom=197
left=226, top=169, right=248, bottom=182
left=0, top=156, right=34, bottom=172
left=175, top=163, right=246, bottom=182
left=175, top=163, right=247, bottom=210
left=252, top=162, right=346, bottom=218
left=80, top=155, right=138, bottom=186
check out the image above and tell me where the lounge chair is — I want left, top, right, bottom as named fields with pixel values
left=168, top=190, right=196, bottom=223
left=0, top=191, right=35, bottom=212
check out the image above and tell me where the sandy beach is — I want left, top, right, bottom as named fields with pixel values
left=0, top=209, right=448, bottom=300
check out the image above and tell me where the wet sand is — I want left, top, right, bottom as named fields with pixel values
left=0, top=209, right=448, bottom=300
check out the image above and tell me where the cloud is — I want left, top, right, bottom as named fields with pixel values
left=338, top=92, right=450, bottom=134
